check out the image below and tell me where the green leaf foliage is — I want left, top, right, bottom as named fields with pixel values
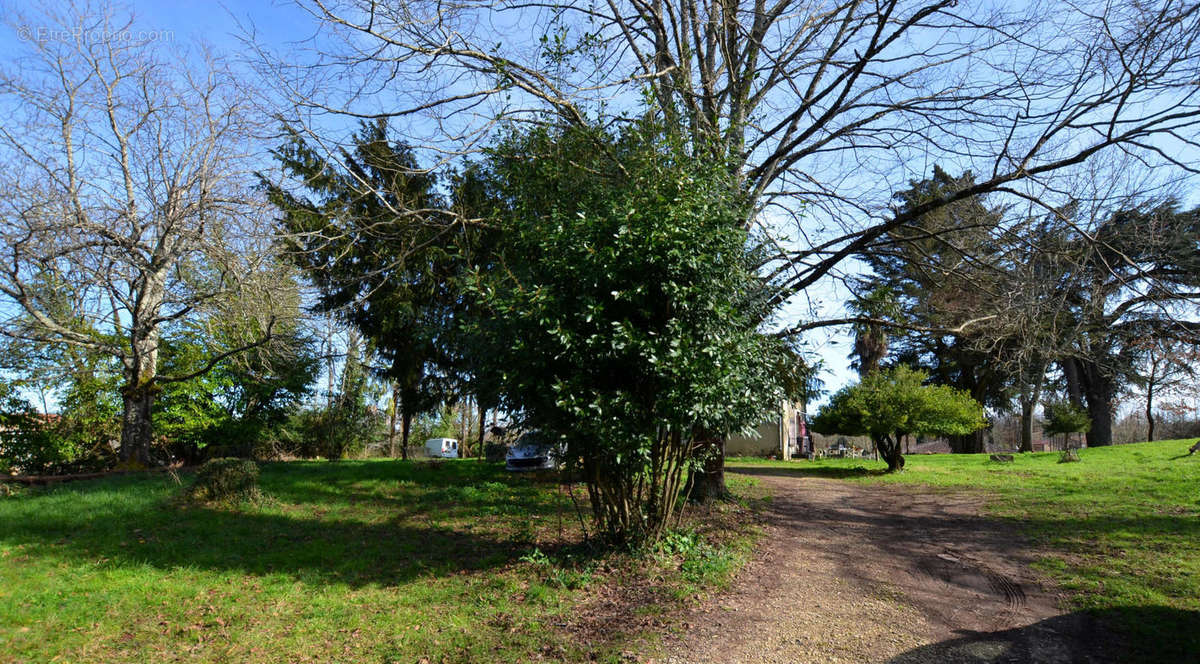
left=1042, top=400, right=1092, bottom=438
left=813, top=365, right=986, bottom=438
left=476, top=122, right=788, bottom=437
left=153, top=312, right=318, bottom=462
left=467, top=120, right=793, bottom=541
left=812, top=366, right=985, bottom=471
left=265, top=120, right=469, bottom=437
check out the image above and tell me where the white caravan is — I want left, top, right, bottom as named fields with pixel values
left=424, top=437, right=460, bottom=458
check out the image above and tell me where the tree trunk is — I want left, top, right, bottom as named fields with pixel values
left=118, top=312, right=161, bottom=466
left=946, top=372, right=987, bottom=453
left=477, top=402, right=486, bottom=459
left=947, top=434, right=968, bottom=454
left=400, top=410, right=412, bottom=460
left=325, top=323, right=336, bottom=409
left=1086, top=399, right=1113, bottom=446
left=687, top=434, right=728, bottom=503
left=458, top=399, right=469, bottom=455
left=1145, top=364, right=1156, bottom=442
left=948, top=430, right=985, bottom=454
left=1019, top=396, right=1035, bottom=453
left=1019, top=362, right=1046, bottom=453
left=1062, top=358, right=1085, bottom=409
left=388, top=382, right=399, bottom=457
left=1079, top=361, right=1115, bottom=447
left=877, top=434, right=905, bottom=472
left=118, top=382, right=155, bottom=467
left=1146, top=403, right=1155, bottom=443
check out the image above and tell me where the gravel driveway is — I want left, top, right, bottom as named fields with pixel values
left=665, top=469, right=1113, bottom=664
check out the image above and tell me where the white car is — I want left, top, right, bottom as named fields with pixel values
left=505, top=432, right=560, bottom=471
left=424, top=437, right=460, bottom=458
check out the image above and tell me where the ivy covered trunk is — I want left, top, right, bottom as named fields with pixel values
left=118, top=334, right=160, bottom=467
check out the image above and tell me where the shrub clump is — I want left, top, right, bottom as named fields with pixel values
left=185, top=458, right=261, bottom=504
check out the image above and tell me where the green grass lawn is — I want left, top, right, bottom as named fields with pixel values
left=0, top=460, right=763, bottom=663
left=731, top=439, right=1200, bottom=661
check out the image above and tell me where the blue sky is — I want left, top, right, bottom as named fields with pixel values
left=121, top=1, right=309, bottom=50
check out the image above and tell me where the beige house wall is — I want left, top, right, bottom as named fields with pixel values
left=726, top=401, right=801, bottom=458
left=726, top=420, right=781, bottom=456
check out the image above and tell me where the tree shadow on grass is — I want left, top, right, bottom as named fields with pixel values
left=256, top=459, right=571, bottom=521
left=0, top=460, right=579, bottom=588
left=886, top=607, right=1200, bottom=664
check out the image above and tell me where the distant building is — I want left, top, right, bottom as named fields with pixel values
left=726, top=401, right=812, bottom=458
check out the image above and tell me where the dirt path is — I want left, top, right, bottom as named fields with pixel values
left=665, top=469, right=1111, bottom=664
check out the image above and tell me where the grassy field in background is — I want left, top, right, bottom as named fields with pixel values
left=0, top=460, right=764, bottom=663
left=730, top=439, right=1200, bottom=661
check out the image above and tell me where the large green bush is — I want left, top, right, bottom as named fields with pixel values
left=466, top=121, right=792, bottom=544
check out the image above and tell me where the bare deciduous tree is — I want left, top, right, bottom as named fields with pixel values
left=1134, top=338, right=1198, bottom=442
left=846, top=161, right=1198, bottom=452
left=0, top=3, right=291, bottom=465
left=1056, top=194, right=1200, bottom=445
left=271, top=1, right=1200, bottom=278
left=983, top=214, right=1087, bottom=452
